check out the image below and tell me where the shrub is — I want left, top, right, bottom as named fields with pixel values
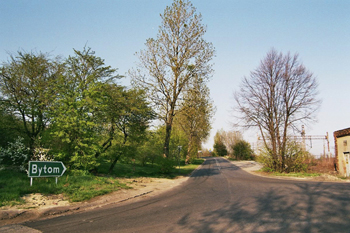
left=232, top=140, right=254, bottom=160
left=284, top=141, right=311, bottom=173
left=213, top=141, right=227, bottom=157
left=0, top=137, right=30, bottom=171
left=156, top=156, right=175, bottom=174
left=257, top=140, right=311, bottom=173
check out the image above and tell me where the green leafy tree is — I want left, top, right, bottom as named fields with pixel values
left=106, top=88, right=155, bottom=173
left=0, top=51, right=62, bottom=154
left=51, top=47, right=119, bottom=170
left=0, top=105, right=25, bottom=148
left=213, top=130, right=227, bottom=157
left=232, top=140, right=254, bottom=160
left=176, top=75, right=215, bottom=163
left=130, top=0, right=215, bottom=158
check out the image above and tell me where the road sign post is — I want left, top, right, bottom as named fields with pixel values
left=28, top=161, right=66, bottom=186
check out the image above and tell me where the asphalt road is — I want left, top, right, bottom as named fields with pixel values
left=22, top=157, right=350, bottom=233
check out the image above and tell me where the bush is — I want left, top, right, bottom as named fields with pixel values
left=232, top=140, right=254, bottom=160
left=213, top=141, right=227, bottom=156
left=156, top=156, right=175, bottom=174
left=0, top=137, right=30, bottom=171
left=284, top=141, right=311, bottom=172
left=257, top=140, right=311, bottom=173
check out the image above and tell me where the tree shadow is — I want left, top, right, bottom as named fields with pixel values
left=176, top=180, right=350, bottom=232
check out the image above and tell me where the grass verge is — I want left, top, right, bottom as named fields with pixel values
left=0, top=158, right=204, bottom=207
left=266, top=172, right=321, bottom=178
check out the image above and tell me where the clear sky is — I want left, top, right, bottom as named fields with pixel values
left=1, top=0, right=349, bottom=156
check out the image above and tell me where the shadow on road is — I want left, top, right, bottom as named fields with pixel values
left=179, top=159, right=350, bottom=232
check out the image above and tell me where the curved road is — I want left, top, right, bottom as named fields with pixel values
left=23, top=157, right=350, bottom=232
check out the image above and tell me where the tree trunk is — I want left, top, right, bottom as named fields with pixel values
left=163, top=106, right=175, bottom=158
left=109, top=153, right=121, bottom=174
left=186, top=142, right=192, bottom=164
left=163, top=122, right=172, bottom=158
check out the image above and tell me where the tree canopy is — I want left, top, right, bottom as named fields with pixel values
left=234, top=49, right=321, bottom=172
left=131, top=0, right=215, bottom=158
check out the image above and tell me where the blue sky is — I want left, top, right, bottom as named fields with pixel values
left=1, top=0, right=349, bottom=155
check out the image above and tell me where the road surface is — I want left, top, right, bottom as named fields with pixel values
left=21, top=157, right=350, bottom=232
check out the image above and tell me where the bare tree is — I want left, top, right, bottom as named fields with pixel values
left=130, top=0, right=215, bottom=158
left=234, top=49, right=321, bottom=172
left=221, top=130, right=243, bottom=155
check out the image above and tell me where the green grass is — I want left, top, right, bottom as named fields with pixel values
left=98, top=158, right=204, bottom=179
left=0, top=169, right=129, bottom=207
left=0, top=159, right=204, bottom=207
left=272, top=172, right=321, bottom=177
left=174, top=159, right=204, bottom=176
left=258, top=169, right=321, bottom=178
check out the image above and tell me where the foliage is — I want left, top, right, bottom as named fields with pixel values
left=232, top=140, right=254, bottom=160
left=0, top=168, right=129, bottom=206
left=0, top=159, right=204, bottom=206
left=234, top=49, right=321, bottom=172
left=156, top=156, right=176, bottom=174
left=213, top=130, right=228, bottom=156
left=137, top=130, right=165, bottom=166
left=130, top=0, right=215, bottom=158
left=0, top=137, right=30, bottom=171
left=0, top=51, right=63, bottom=153
left=284, top=141, right=311, bottom=172
left=100, top=87, right=155, bottom=173
left=175, top=74, right=215, bottom=163
left=220, top=130, right=243, bottom=156
left=213, top=141, right=227, bottom=157
left=0, top=107, right=25, bottom=148
left=50, top=47, right=119, bottom=171
left=257, top=140, right=311, bottom=173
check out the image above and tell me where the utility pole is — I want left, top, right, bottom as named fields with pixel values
left=298, top=125, right=331, bottom=158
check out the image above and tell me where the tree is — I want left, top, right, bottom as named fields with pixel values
left=0, top=51, right=62, bottom=154
left=175, top=75, right=215, bottom=163
left=213, top=130, right=227, bottom=157
left=232, top=140, right=254, bottom=160
left=105, top=88, right=155, bottom=173
left=0, top=105, right=25, bottom=148
left=234, top=49, right=321, bottom=172
left=130, top=0, right=215, bottom=158
left=51, top=47, right=119, bottom=170
left=220, top=130, right=243, bottom=156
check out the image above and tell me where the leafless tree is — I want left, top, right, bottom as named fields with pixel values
left=234, top=49, right=321, bottom=171
left=130, top=0, right=215, bottom=158
left=221, top=130, right=243, bottom=155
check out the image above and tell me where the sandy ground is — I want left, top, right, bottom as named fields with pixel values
left=0, top=159, right=347, bottom=230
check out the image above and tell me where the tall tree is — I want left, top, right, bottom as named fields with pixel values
left=234, top=49, right=321, bottom=172
left=130, top=0, right=215, bottom=158
left=175, top=75, right=215, bottom=163
left=0, top=51, right=62, bottom=153
left=51, top=47, right=119, bottom=170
